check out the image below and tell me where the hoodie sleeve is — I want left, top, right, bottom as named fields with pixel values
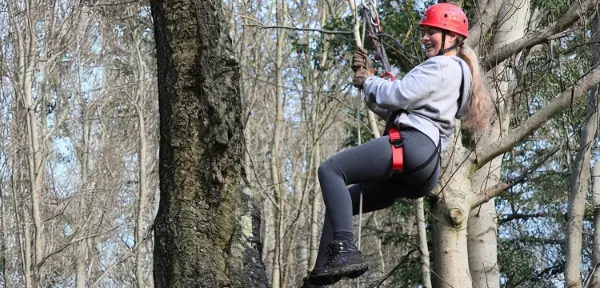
left=365, top=101, right=390, bottom=120
left=362, top=59, right=442, bottom=111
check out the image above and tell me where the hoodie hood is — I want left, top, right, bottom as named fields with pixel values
left=449, top=56, right=471, bottom=119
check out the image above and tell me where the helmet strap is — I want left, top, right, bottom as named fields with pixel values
left=437, top=31, right=446, bottom=56
left=437, top=30, right=460, bottom=56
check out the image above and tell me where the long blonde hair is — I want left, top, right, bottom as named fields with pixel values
left=456, top=43, right=492, bottom=132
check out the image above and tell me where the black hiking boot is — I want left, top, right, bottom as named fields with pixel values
left=300, top=276, right=338, bottom=287
left=307, top=240, right=368, bottom=282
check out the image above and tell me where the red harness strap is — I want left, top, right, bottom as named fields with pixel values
left=388, top=127, right=404, bottom=172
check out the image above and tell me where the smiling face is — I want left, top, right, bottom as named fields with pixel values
left=421, top=27, right=459, bottom=58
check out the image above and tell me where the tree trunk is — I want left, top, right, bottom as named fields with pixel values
left=270, top=0, right=288, bottom=286
left=149, top=0, right=268, bottom=287
left=416, top=198, right=431, bottom=288
left=75, top=114, right=91, bottom=288
left=135, top=107, right=148, bottom=288
left=566, top=4, right=599, bottom=286
left=590, top=161, right=600, bottom=288
left=20, top=6, right=44, bottom=284
left=282, top=142, right=313, bottom=288
left=308, top=144, right=321, bottom=272
left=467, top=1, right=528, bottom=287
left=10, top=93, right=29, bottom=288
left=432, top=146, right=473, bottom=288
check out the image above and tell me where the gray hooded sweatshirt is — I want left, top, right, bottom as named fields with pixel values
left=363, top=55, right=472, bottom=151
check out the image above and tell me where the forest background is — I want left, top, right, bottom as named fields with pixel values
left=0, top=0, right=599, bottom=287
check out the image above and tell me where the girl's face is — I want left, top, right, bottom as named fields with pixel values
left=421, top=27, right=457, bottom=58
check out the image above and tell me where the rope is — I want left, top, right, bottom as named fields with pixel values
left=357, top=3, right=366, bottom=287
left=354, top=1, right=398, bottom=286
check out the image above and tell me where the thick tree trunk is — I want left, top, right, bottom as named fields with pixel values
left=468, top=1, right=528, bottom=287
left=566, top=4, right=599, bottom=286
left=150, top=0, right=268, bottom=287
left=432, top=147, right=473, bottom=288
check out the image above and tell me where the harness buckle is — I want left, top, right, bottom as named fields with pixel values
left=390, top=138, right=403, bottom=148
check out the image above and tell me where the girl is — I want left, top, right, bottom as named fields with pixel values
left=303, top=3, right=491, bottom=287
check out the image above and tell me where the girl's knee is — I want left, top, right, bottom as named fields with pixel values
left=318, top=159, right=344, bottom=180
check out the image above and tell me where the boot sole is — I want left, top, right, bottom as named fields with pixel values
left=304, top=275, right=341, bottom=286
left=310, top=263, right=369, bottom=280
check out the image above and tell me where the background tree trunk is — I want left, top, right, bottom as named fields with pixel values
left=416, top=198, right=431, bottom=288
left=565, top=3, right=599, bottom=286
left=590, top=161, right=600, bottom=288
left=150, top=0, right=268, bottom=287
left=467, top=1, right=529, bottom=287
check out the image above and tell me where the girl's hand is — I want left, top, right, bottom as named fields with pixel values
left=351, top=48, right=372, bottom=72
left=352, top=48, right=374, bottom=88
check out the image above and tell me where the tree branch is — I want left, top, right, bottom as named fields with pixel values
left=243, top=24, right=353, bottom=35
left=37, top=224, right=123, bottom=268
left=475, top=63, right=600, bottom=168
left=472, top=146, right=560, bottom=208
left=498, top=212, right=552, bottom=225
left=371, top=248, right=418, bottom=288
left=465, top=0, right=504, bottom=48
left=481, top=0, right=596, bottom=71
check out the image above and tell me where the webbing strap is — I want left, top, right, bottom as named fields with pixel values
left=389, top=127, right=404, bottom=171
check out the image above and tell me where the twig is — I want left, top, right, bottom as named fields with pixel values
left=371, top=248, right=417, bottom=288
left=244, top=24, right=353, bottom=35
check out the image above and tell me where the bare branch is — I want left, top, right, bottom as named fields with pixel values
left=37, top=224, right=123, bottom=269
left=498, top=212, right=553, bottom=225
left=371, top=248, right=418, bottom=288
left=244, top=24, right=353, bottom=35
left=82, top=0, right=141, bottom=7
left=475, top=63, right=600, bottom=168
left=472, top=146, right=561, bottom=208
left=481, top=0, right=596, bottom=71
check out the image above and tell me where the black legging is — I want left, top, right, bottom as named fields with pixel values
left=314, top=128, right=439, bottom=268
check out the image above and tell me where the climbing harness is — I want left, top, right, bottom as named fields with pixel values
left=362, top=0, right=410, bottom=172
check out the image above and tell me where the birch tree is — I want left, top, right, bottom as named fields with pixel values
left=566, top=2, right=600, bottom=286
left=467, top=0, right=529, bottom=286
left=428, top=0, right=599, bottom=286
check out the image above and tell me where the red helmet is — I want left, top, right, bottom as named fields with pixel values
left=419, top=3, right=469, bottom=38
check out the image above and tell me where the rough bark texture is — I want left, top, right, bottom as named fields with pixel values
left=150, top=0, right=268, bottom=287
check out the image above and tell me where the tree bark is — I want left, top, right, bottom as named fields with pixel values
left=432, top=146, right=473, bottom=288
left=134, top=28, right=150, bottom=286
left=9, top=0, right=45, bottom=283
left=416, top=198, right=431, bottom=288
left=590, top=161, right=600, bottom=288
left=468, top=1, right=529, bottom=287
left=270, top=0, right=288, bottom=286
left=150, top=0, right=268, bottom=287
left=135, top=106, right=148, bottom=288
left=566, top=4, right=599, bottom=286
left=308, top=144, right=321, bottom=272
